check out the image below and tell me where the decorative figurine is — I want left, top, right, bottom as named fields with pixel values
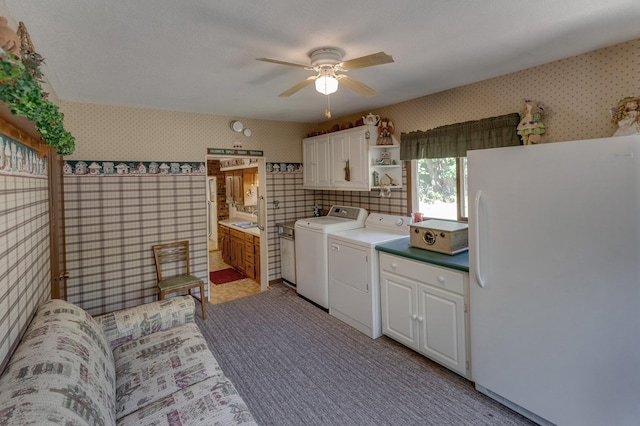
left=517, top=99, right=546, bottom=144
left=379, top=183, right=391, bottom=198
left=611, top=96, right=640, bottom=137
left=377, top=118, right=394, bottom=145
left=372, top=170, right=380, bottom=187
left=0, top=17, right=20, bottom=56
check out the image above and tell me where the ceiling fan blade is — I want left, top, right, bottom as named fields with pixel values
left=256, top=57, right=310, bottom=69
left=278, top=76, right=317, bottom=97
left=340, top=52, right=394, bottom=70
left=336, top=75, right=377, bottom=97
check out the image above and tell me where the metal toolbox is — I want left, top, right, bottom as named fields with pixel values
left=409, top=219, right=469, bottom=255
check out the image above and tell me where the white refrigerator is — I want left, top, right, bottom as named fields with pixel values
left=468, top=135, right=640, bottom=426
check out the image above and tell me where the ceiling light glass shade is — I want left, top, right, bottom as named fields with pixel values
left=315, top=75, right=338, bottom=95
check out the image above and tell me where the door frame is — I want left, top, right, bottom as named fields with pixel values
left=205, top=154, right=269, bottom=291
left=47, top=148, right=68, bottom=299
left=206, top=176, right=218, bottom=250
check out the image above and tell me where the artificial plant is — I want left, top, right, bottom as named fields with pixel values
left=0, top=48, right=75, bottom=155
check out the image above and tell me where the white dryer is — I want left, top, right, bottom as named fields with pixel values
left=328, top=213, right=412, bottom=338
left=295, top=206, right=367, bottom=309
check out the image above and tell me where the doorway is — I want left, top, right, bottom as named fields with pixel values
left=205, top=154, right=268, bottom=304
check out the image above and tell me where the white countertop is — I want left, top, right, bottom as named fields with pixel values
left=219, top=215, right=260, bottom=236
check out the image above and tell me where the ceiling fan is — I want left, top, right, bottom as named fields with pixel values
left=257, top=47, right=394, bottom=97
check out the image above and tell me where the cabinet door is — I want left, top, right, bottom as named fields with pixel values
left=330, top=131, right=368, bottom=190
left=232, top=171, right=243, bottom=204
left=237, top=237, right=245, bottom=272
left=254, top=236, right=260, bottom=284
left=230, top=234, right=244, bottom=272
left=417, top=283, right=467, bottom=376
left=345, top=130, right=369, bottom=189
left=381, top=272, right=419, bottom=351
left=315, top=137, right=331, bottom=187
left=218, top=225, right=226, bottom=254
left=330, top=132, right=349, bottom=188
left=244, top=236, right=255, bottom=279
left=220, top=226, right=231, bottom=265
left=302, top=138, right=316, bottom=187
left=225, top=175, right=233, bottom=202
left=302, top=137, right=330, bottom=188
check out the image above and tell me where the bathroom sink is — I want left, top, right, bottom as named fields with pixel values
left=231, top=222, right=258, bottom=229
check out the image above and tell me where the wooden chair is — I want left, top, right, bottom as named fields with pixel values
left=152, top=240, right=207, bottom=319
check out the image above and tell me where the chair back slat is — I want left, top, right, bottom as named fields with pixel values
left=152, top=240, right=191, bottom=281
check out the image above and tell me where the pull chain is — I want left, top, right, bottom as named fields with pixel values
left=324, top=94, right=331, bottom=119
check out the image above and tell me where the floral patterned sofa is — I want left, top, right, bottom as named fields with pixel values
left=0, top=296, right=256, bottom=425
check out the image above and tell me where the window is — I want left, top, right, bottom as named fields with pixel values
left=411, top=157, right=468, bottom=221
left=401, top=113, right=521, bottom=221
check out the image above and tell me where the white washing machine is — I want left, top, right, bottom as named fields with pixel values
left=295, top=206, right=368, bottom=309
left=328, top=213, right=412, bottom=338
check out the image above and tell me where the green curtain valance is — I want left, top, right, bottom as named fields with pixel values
left=400, top=113, right=521, bottom=160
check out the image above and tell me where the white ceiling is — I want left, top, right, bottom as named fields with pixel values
left=5, top=0, right=640, bottom=123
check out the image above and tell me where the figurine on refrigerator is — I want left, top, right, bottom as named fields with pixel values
left=611, top=96, right=640, bottom=137
left=517, top=99, right=546, bottom=145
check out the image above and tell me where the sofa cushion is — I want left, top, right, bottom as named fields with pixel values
left=116, top=375, right=257, bottom=426
left=97, top=296, right=195, bottom=350
left=113, top=322, right=223, bottom=419
left=0, top=299, right=116, bottom=425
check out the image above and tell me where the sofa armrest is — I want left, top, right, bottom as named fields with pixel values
left=95, top=295, right=196, bottom=350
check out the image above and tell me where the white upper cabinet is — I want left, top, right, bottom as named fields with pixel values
left=302, top=136, right=331, bottom=188
left=330, top=129, right=369, bottom=190
left=303, top=125, right=402, bottom=191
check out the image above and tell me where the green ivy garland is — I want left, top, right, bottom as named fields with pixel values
left=0, top=49, right=75, bottom=155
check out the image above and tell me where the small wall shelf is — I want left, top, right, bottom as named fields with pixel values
left=369, top=136, right=402, bottom=189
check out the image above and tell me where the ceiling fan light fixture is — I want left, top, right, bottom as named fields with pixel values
left=315, top=75, right=338, bottom=95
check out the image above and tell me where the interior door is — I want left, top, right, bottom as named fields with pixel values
left=48, top=149, right=68, bottom=299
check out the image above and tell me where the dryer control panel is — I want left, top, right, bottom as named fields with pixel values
left=327, top=206, right=367, bottom=221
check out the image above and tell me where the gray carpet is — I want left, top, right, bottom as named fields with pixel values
left=195, top=284, right=535, bottom=426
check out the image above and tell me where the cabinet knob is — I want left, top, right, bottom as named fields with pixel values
left=417, top=316, right=424, bottom=322
left=437, top=276, right=445, bottom=284
left=391, top=263, right=397, bottom=269
left=411, top=314, right=417, bottom=320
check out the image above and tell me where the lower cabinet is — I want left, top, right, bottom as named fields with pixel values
left=255, top=237, right=260, bottom=284
left=379, top=252, right=470, bottom=378
left=230, top=229, right=245, bottom=273
left=219, top=225, right=231, bottom=265
left=244, top=233, right=255, bottom=279
left=220, top=224, right=260, bottom=284
left=244, top=234, right=260, bottom=284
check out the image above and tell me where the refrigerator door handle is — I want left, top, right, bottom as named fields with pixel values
left=474, top=190, right=486, bottom=288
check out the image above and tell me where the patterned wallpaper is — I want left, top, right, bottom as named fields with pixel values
left=0, top=137, right=50, bottom=371
left=59, top=103, right=314, bottom=163
left=61, top=41, right=640, bottom=162
left=53, top=38, right=640, bottom=289
left=0, top=37, right=636, bottom=341
left=63, top=173, right=208, bottom=315
left=320, top=39, right=640, bottom=145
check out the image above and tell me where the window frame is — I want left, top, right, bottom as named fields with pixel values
left=409, top=157, right=468, bottom=222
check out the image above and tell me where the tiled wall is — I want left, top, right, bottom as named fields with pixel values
left=64, top=172, right=207, bottom=316
left=265, top=165, right=407, bottom=281
left=0, top=137, right=50, bottom=371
